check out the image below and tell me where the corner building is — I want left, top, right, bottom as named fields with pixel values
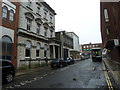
left=0, top=0, right=19, bottom=69
left=17, top=0, right=56, bottom=68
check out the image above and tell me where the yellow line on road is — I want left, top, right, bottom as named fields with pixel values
left=104, top=71, right=114, bottom=90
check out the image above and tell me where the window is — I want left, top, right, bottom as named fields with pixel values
left=25, top=41, right=31, bottom=57
left=28, top=1, right=32, bottom=7
left=2, top=6, right=8, bottom=19
left=44, top=44, right=47, bottom=57
left=44, top=12, right=47, bottom=19
left=87, top=46, right=89, bottom=48
left=50, top=17, right=52, bottom=23
left=83, top=46, right=86, bottom=48
left=36, top=24, right=40, bottom=34
left=36, top=43, right=40, bottom=57
left=106, top=27, right=110, bottom=35
left=50, top=30, right=53, bottom=38
left=37, top=7, right=40, bottom=13
left=2, top=36, right=12, bottom=60
left=104, top=9, right=109, bottom=22
left=44, top=29, right=47, bottom=36
left=26, top=19, right=31, bottom=31
left=10, top=9, right=14, bottom=21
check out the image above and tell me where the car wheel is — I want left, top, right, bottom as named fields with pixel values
left=5, top=73, right=14, bottom=83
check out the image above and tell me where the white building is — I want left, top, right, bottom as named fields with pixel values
left=67, top=32, right=81, bottom=59
left=17, top=0, right=57, bottom=68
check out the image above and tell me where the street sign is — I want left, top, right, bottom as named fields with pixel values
left=114, top=39, right=119, bottom=46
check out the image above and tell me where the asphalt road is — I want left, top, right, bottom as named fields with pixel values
left=2, top=59, right=108, bottom=89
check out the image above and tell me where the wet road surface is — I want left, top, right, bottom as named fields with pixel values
left=2, top=59, right=108, bottom=89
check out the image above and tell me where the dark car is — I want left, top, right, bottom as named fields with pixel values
left=0, top=59, right=15, bottom=83
left=51, top=58, right=68, bottom=68
left=65, top=57, right=74, bottom=65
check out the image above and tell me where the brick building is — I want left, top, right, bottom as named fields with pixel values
left=81, top=43, right=102, bottom=57
left=0, top=0, right=19, bottom=68
left=100, top=1, right=120, bottom=87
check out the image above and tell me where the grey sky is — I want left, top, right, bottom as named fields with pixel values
left=45, top=0, right=102, bottom=44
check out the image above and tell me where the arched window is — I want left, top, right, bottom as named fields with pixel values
left=36, top=43, right=40, bottom=57
left=2, top=36, right=12, bottom=43
left=25, top=41, right=31, bottom=57
left=10, top=9, right=14, bottom=21
left=2, top=6, right=8, bottom=19
left=2, top=36, right=12, bottom=60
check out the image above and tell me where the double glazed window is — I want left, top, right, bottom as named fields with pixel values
left=2, top=6, right=8, bottom=19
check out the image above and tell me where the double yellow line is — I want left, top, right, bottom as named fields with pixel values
left=104, top=70, right=114, bottom=90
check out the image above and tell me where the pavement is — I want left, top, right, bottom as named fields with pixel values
left=102, top=58, right=120, bottom=89
left=15, top=59, right=82, bottom=77
left=15, top=65, right=51, bottom=77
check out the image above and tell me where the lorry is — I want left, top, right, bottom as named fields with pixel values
left=91, top=48, right=102, bottom=62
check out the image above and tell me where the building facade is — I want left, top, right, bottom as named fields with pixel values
left=17, top=0, right=57, bottom=68
left=81, top=43, right=102, bottom=57
left=100, top=1, right=120, bottom=87
left=0, top=0, right=19, bottom=68
left=55, top=31, right=73, bottom=59
left=67, top=32, right=81, bottom=59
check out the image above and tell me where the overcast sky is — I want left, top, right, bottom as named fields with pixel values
left=44, top=0, right=102, bottom=44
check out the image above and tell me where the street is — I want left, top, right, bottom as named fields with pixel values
left=2, top=59, right=108, bottom=89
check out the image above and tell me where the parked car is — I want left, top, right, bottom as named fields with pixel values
left=65, top=57, right=74, bottom=65
left=0, top=59, right=15, bottom=83
left=51, top=58, right=68, bottom=68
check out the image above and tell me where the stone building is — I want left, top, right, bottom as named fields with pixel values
left=0, top=0, right=19, bottom=68
left=17, top=0, right=57, bottom=68
left=55, top=31, right=73, bottom=59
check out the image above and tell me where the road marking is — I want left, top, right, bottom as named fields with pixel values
left=102, top=62, right=114, bottom=90
left=104, top=71, right=114, bottom=90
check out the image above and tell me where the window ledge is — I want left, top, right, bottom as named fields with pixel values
left=26, top=6, right=33, bottom=11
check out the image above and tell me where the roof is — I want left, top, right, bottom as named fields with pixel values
left=41, top=2, right=56, bottom=15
